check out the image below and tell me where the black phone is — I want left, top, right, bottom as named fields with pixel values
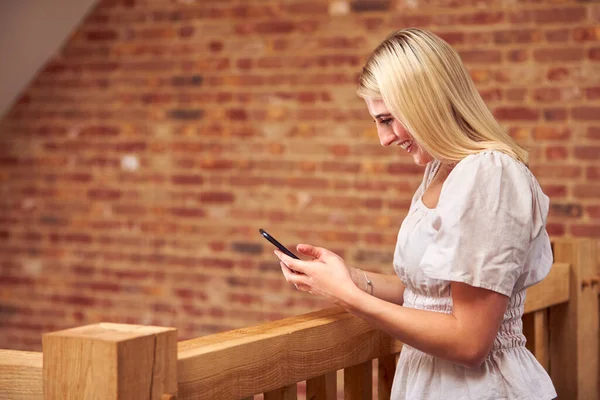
left=259, top=229, right=300, bottom=260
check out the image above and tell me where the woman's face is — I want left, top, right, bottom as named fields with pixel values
left=365, top=98, right=433, bottom=167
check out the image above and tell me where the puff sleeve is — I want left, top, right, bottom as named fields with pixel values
left=418, top=151, right=547, bottom=297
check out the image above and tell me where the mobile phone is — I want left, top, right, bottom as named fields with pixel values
left=259, top=229, right=300, bottom=260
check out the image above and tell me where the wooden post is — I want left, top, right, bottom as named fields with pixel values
left=43, top=323, right=177, bottom=400
left=550, top=239, right=599, bottom=400
left=0, top=350, right=43, bottom=400
left=344, top=361, right=372, bottom=400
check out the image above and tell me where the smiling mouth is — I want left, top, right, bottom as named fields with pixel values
left=398, top=140, right=413, bottom=152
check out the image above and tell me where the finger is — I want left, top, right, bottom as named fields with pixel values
left=274, top=250, right=314, bottom=274
left=296, top=244, right=324, bottom=258
left=280, top=262, right=311, bottom=287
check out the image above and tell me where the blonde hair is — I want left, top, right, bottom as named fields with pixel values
left=357, top=28, right=528, bottom=164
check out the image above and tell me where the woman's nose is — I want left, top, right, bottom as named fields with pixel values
left=378, top=128, right=397, bottom=147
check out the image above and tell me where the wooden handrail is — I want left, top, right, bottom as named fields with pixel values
left=0, top=350, right=42, bottom=400
left=0, top=252, right=595, bottom=400
left=177, top=307, right=401, bottom=399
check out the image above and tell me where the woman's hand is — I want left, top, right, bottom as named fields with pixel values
left=275, top=244, right=361, bottom=307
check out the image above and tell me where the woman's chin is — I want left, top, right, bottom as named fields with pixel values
left=412, top=152, right=432, bottom=167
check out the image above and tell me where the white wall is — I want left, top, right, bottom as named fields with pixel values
left=0, top=0, right=98, bottom=118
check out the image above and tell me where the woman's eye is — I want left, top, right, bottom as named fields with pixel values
left=380, top=119, right=393, bottom=126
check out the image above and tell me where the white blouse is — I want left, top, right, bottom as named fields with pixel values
left=391, top=151, right=557, bottom=400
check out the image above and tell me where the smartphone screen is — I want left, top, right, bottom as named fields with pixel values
left=259, top=229, right=300, bottom=260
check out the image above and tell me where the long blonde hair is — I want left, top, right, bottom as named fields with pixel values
left=357, top=28, right=528, bottom=164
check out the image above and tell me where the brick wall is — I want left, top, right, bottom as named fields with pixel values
left=0, top=0, right=599, bottom=351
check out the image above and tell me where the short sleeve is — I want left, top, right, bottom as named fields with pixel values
left=419, top=151, right=539, bottom=297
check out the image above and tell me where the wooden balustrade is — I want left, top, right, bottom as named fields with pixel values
left=0, top=238, right=598, bottom=399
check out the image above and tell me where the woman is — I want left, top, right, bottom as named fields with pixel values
left=273, top=28, right=556, bottom=399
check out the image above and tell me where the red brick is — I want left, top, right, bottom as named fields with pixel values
left=171, top=175, right=204, bottom=185
left=543, top=108, right=568, bottom=122
left=531, top=165, right=581, bottom=179
left=587, top=206, right=600, bottom=219
left=573, top=107, right=600, bottom=121
left=590, top=47, right=600, bottom=60
left=534, top=48, right=584, bottom=62
left=87, top=188, right=121, bottom=201
left=545, top=29, right=570, bottom=43
left=547, top=67, right=569, bottom=82
left=546, top=146, right=568, bottom=160
left=459, top=50, right=502, bottom=63
left=199, top=192, right=235, bottom=203
left=573, top=185, right=600, bottom=199
left=170, top=208, right=205, bottom=218
left=550, top=203, right=582, bottom=218
left=506, top=50, right=528, bottom=63
left=542, top=184, right=567, bottom=197
left=573, top=27, right=600, bottom=42
left=533, top=126, right=571, bottom=140
left=494, top=107, right=539, bottom=121
left=505, top=88, right=527, bottom=101
left=494, top=29, right=541, bottom=44
left=574, top=146, right=600, bottom=160
left=546, top=223, right=566, bottom=236
left=534, top=7, right=586, bottom=24
left=284, top=2, right=328, bottom=14
left=586, top=87, right=600, bottom=100
left=86, top=30, right=118, bottom=41
left=571, top=224, right=600, bottom=238
left=588, top=127, right=600, bottom=140
left=588, top=166, right=600, bottom=180
left=350, top=0, right=389, bottom=12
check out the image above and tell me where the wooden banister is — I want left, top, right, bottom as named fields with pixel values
left=0, top=241, right=597, bottom=400
left=550, top=239, right=599, bottom=400
left=176, top=307, right=402, bottom=399
left=0, top=349, right=42, bottom=400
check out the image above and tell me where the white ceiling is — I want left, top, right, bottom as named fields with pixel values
left=0, top=0, right=98, bottom=118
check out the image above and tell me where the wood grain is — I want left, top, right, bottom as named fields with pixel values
left=0, top=350, right=42, bottom=400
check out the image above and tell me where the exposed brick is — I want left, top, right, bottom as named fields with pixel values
left=534, top=48, right=584, bottom=63
left=587, top=206, right=600, bottom=219
left=588, top=126, right=600, bottom=140
left=571, top=224, right=600, bottom=238
left=573, top=27, right=600, bottom=42
left=494, top=107, right=539, bottom=121
left=531, top=165, right=581, bottom=179
left=545, top=29, right=570, bottom=43
left=167, top=109, right=204, bottom=120
left=199, top=192, right=235, bottom=203
left=494, top=29, right=541, bottom=44
left=172, top=175, right=204, bottom=185
left=588, top=166, right=600, bottom=180
left=543, top=108, right=568, bottom=122
left=573, top=185, right=600, bottom=199
left=550, top=203, right=583, bottom=218
left=533, top=126, right=571, bottom=140
left=546, top=223, right=566, bottom=236
left=172, top=75, right=203, bottom=86
left=573, top=107, right=600, bottom=121
left=547, top=67, right=569, bottom=82
left=86, top=30, right=118, bottom=41
left=170, top=208, right=206, bottom=218
left=87, top=188, right=121, bottom=201
left=231, top=242, right=263, bottom=255
left=546, top=146, right=568, bottom=160
left=574, top=146, right=600, bottom=160
left=534, top=7, right=586, bottom=24
left=542, top=184, right=567, bottom=198
left=458, top=50, right=502, bottom=63
left=350, top=0, right=389, bottom=12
